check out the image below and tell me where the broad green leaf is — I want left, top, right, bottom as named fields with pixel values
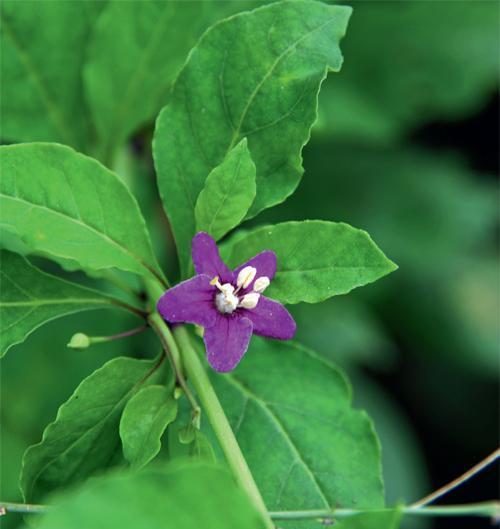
left=120, top=385, right=177, bottom=469
left=225, top=221, right=397, bottom=304
left=195, top=139, right=256, bottom=241
left=154, top=0, right=351, bottom=275
left=0, top=1, right=103, bottom=149
left=210, top=337, right=384, bottom=527
left=0, top=251, right=131, bottom=357
left=84, top=1, right=254, bottom=164
left=21, top=355, right=167, bottom=502
left=30, top=462, right=267, bottom=529
left=0, top=143, right=164, bottom=284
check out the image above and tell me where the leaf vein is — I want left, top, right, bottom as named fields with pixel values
left=223, top=374, right=330, bottom=507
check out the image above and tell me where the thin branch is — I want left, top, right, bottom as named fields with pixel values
left=269, top=502, right=500, bottom=521
left=3, top=501, right=498, bottom=521
left=148, top=313, right=201, bottom=424
left=91, top=324, right=149, bottom=344
left=109, top=298, right=148, bottom=319
left=0, top=502, right=48, bottom=515
left=411, top=448, right=500, bottom=508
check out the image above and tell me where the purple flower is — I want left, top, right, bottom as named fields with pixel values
left=158, top=232, right=296, bottom=372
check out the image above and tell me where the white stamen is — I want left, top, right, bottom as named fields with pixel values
left=239, top=292, right=260, bottom=309
left=236, top=266, right=257, bottom=289
left=215, top=284, right=239, bottom=314
left=220, top=283, right=235, bottom=296
left=253, top=276, right=270, bottom=293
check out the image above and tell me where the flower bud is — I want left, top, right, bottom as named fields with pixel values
left=253, top=276, right=270, bottom=293
left=239, top=292, right=260, bottom=309
left=67, top=333, right=90, bottom=349
left=236, top=266, right=257, bottom=289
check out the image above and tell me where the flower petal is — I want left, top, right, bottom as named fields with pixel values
left=192, top=232, right=233, bottom=283
left=157, top=274, right=217, bottom=328
left=242, top=296, right=296, bottom=340
left=233, top=250, right=276, bottom=292
left=203, top=314, right=253, bottom=372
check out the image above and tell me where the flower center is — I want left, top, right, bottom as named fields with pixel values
left=214, top=284, right=239, bottom=314
left=210, top=269, right=270, bottom=315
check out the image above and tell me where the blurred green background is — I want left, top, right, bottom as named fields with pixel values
left=1, top=2, right=498, bottom=529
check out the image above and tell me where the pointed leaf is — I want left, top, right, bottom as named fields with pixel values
left=226, top=221, right=397, bottom=304
left=32, top=462, right=268, bottom=529
left=120, top=385, right=178, bottom=469
left=21, top=355, right=167, bottom=502
left=195, top=139, right=256, bottom=241
left=210, top=337, right=384, bottom=519
left=154, top=0, right=351, bottom=274
left=0, top=250, right=130, bottom=356
left=84, top=1, right=253, bottom=163
left=0, top=1, right=103, bottom=149
left=0, top=143, right=164, bottom=284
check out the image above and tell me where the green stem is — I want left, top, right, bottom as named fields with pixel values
left=148, top=312, right=200, bottom=423
left=91, top=324, right=149, bottom=344
left=3, top=500, right=498, bottom=521
left=108, top=297, right=148, bottom=319
left=269, top=502, right=500, bottom=521
left=173, top=326, right=273, bottom=529
left=0, top=502, right=48, bottom=514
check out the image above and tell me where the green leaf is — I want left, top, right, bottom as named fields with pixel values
left=153, top=0, right=351, bottom=275
left=175, top=424, right=217, bottom=462
left=0, top=143, right=164, bottom=284
left=21, top=355, right=167, bottom=502
left=31, top=462, right=267, bottom=529
left=225, top=221, right=397, bottom=304
left=195, top=138, right=256, bottom=241
left=120, top=385, right=178, bottom=469
left=210, top=337, right=384, bottom=523
left=189, top=430, right=217, bottom=462
left=0, top=251, right=128, bottom=356
left=167, top=396, right=217, bottom=462
left=84, top=1, right=253, bottom=164
left=0, top=1, right=103, bottom=149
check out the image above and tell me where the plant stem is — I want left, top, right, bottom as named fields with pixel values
left=173, top=325, right=273, bottom=529
left=0, top=502, right=48, bottom=515
left=108, top=298, right=148, bottom=319
left=269, top=502, right=500, bottom=521
left=91, top=324, right=149, bottom=344
left=3, top=500, right=498, bottom=521
left=148, top=313, right=200, bottom=423
left=411, top=448, right=499, bottom=508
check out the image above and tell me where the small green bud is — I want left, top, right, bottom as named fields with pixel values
left=173, top=386, right=183, bottom=400
left=178, top=423, right=195, bottom=444
left=67, top=333, right=91, bottom=349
